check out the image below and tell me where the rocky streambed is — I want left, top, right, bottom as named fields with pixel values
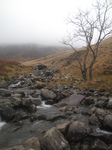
left=0, top=63, right=112, bottom=150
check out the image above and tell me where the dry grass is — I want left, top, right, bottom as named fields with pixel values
left=0, top=59, right=32, bottom=80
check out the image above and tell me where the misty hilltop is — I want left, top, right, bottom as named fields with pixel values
left=0, top=44, right=69, bottom=62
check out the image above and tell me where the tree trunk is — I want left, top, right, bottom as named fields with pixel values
left=89, top=66, right=93, bottom=80
left=89, top=57, right=96, bottom=80
left=82, top=70, right=87, bottom=81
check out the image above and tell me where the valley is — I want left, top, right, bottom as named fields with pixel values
left=0, top=37, right=112, bottom=149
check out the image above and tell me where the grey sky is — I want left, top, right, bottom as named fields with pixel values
left=0, top=0, right=108, bottom=46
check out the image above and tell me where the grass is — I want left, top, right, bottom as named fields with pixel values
left=0, top=59, right=33, bottom=81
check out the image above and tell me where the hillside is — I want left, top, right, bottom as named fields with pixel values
left=23, top=36, right=112, bottom=92
left=0, top=44, right=69, bottom=62
left=0, top=60, right=32, bottom=80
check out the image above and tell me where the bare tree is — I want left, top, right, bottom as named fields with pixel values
left=63, top=0, right=112, bottom=81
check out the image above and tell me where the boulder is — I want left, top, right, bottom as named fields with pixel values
left=36, top=63, right=47, bottom=70
left=57, top=121, right=71, bottom=135
left=82, top=96, right=94, bottom=105
left=94, top=108, right=107, bottom=122
left=29, top=104, right=37, bottom=112
left=89, top=114, right=100, bottom=126
left=67, top=121, right=90, bottom=142
left=0, top=80, right=8, bottom=88
left=0, top=89, right=11, bottom=97
left=40, top=127, right=70, bottom=150
left=41, top=89, right=57, bottom=100
left=10, top=97, right=21, bottom=107
left=24, top=137, right=41, bottom=150
left=103, top=115, right=112, bottom=130
left=1, top=107, right=15, bottom=121
left=107, top=99, right=112, bottom=108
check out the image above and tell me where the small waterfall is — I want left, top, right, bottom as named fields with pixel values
left=96, top=128, right=112, bottom=134
left=37, top=101, right=51, bottom=109
left=36, top=95, right=51, bottom=109
left=0, top=117, right=6, bottom=130
left=9, top=81, right=21, bottom=88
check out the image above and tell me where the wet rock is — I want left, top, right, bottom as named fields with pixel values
left=57, top=93, right=84, bottom=107
left=103, top=115, right=112, bottom=130
left=29, top=104, right=37, bottom=112
left=40, top=127, right=70, bottom=150
left=57, top=121, right=70, bottom=135
left=24, top=137, right=41, bottom=150
left=41, top=89, right=57, bottom=100
left=90, top=139, right=108, bottom=150
left=10, top=97, right=21, bottom=107
left=46, top=113, right=66, bottom=121
left=94, top=108, right=107, bottom=122
left=89, top=114, right=100, bottom=126
left=22, top=98, right=31, bottom=107
left=1, top=107, right=15, bottom=121
left=0, top=89, right=11, bottom=97
left=67, top=121, right=90, bottom=142
left=45, top=100, right=54, bottom=105
left=29, top=97, right=42, bottom=106
left=30, top=113, right=38, bottom=122
left=107, top=99, right=112, bottom=108
left=12, top=145, right=26, bottom=150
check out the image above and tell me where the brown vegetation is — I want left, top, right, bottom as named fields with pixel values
left=0, top=59, right=32, bottom=80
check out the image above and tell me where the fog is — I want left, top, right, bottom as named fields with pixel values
left=0, top=0, right=107, bottom=46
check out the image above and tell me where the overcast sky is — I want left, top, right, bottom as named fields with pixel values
left=0, top=0, right=109, bottom=46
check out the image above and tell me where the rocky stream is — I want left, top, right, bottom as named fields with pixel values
left=0, top=63, right=112, bottom=150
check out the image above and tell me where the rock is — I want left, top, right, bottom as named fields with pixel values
left=45, top=70, right=53, bottom=76
left=12, top=145, right=26, bottom=150
left=29, top=97, right=42, bottom=106
left=103, top=115, right=112, bottom=130
left=57, top=93, right=84, bottom=107
left=45, top=100, right=54, bottom=105
left=34, top=81, right=45, bottom=89
left=29, top=104, right=37, bottom=112
left=95, top=108, right=107, bottom=122
left=46, top=113, right=66, bottom=121
left=107, top=99, right=112, bottom=108
left=82, top=96, right=94, bottom=105
left=59, top=106, right=67, bottom=112
left=40, top=127, right=70, bottom=150
left=0, top=89, right=11, bottom=97
left=57, top=121, right=70, bottom=135
left=67, top=121, right=90, bottom=142
left=22, top=98, right=31, bottom=107
left=41, top=89, right=57, bottom=100
left=0, top=80, right=8, bottom=88
left=90, top=139, right=108, bottom=150
left=36, top=63, right=47, bottom=70
left=24, top=137, right=41, bottom=150
left=89, top=114, right=100, bottom=126
left=10, top=97, right=21, bottom=107
left=1, top=107, right=15, bottom=121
